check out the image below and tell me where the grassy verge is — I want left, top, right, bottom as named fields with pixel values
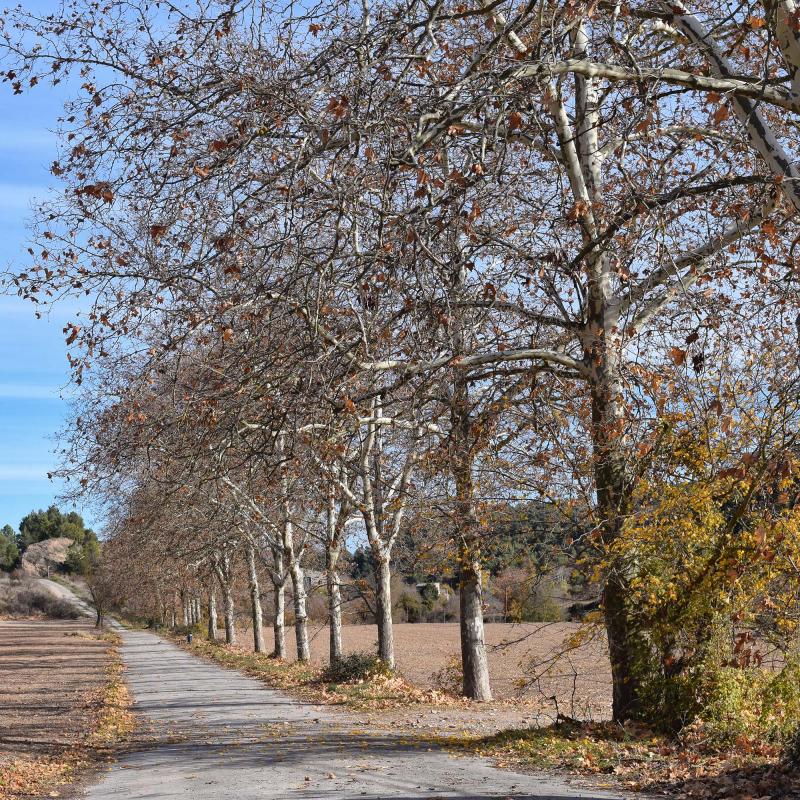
left=0, top=630, right=134, bottom=799
left=441, top=719, right=800, bottom=797
left=169, top=631, right=459, bottom=711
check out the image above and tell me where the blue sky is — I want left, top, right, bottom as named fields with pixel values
left=0, top=65, right=97, bottom=530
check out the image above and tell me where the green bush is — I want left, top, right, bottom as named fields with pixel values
left=396, top=591, right=422, bottom=623
left=321, top=651, right=392, bottom=683
left=782, top=724, right=800, bottom=767
left=64, top=534, right=100, bottom=576
left=693, top=666, right=770, bottom=743
left=524, top=587, right=564, bottom=623
left=629, top=617, right=800, bottom=745
left=754, top=660, right=800, bottom=741
left=640, top=654, right=800, bottom=745
left=0, top=525, right=18, bottom=570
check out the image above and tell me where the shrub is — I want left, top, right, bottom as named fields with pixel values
left=783, top=724, right=800, bottom=767
left=396, top=590, right=422, bottom=623
left=638, top=646, right=800, bottom=745
left=321, top=651, right=392, bottom=683
left=431, top=655, right=464, bottom=696
left=759, top=660, right=800, bottom=741
left=692, top=662, right=800, bottom=746
left=0, top=584, right=80, bottom=619
left=173, top=623, right=203, bottom=638
left=525, top=586, right=564, bottom=623
left=489, top=570, right=564, bottom=623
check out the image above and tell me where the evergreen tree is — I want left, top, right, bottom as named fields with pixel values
left=0, top=525, right=19, bottom=570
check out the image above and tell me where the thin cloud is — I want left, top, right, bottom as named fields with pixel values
left=0, top=465, right=54, bottom=481
left=0, top=384, right=62, bottom=400
left=0, top=127, right=57, bottom=152
left=0, top=183, right=50, bottom=212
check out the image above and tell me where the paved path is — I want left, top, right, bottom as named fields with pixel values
left=80, top=629, right=634, bottom=800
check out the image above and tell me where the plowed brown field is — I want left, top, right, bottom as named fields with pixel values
left=0, top=619, right=110, bottom=762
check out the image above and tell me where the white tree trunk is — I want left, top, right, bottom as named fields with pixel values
left=270, top=545, right=286, bottom=659
left=156, top=587, right=165, bottom=625
left=246, top=541, right=265, bottom=653
left=459, top=544, right=492, bottom=700
left=212, top=552, right=237, bottom=645
left=207, top=589, right=218, bottom=642
left=327, top=543, right=343, bottom=663
left=222, top=583, right=235, bottom=645
left=288, top=558, right=310, bottom=661
left=276, top=434, right=309, bottom=662
left=272, top=579, right=286, bottom=658
left=665, top=2, right=800, bottom=212
left=373, top=554, right=394, bottom=668
left=449, top=256, right=492, bottom=700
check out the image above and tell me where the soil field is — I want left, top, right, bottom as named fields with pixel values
left=237, top=621, right=612, bottom=720
left=0, top=619, right=110, bottom=763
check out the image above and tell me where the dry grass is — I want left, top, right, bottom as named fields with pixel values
left=0, top=582, right=80, bottom=621
left=168, top=620, right=611, bottom=739
left=177, top=635, right=458, bottom=710
left=446, top=720, right=800, bottom=799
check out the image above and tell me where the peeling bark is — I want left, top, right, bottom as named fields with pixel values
left=213, top=553, right=236, bottom=646
left=272, top=579, right=286, bottom=658
left=356, top=398, right=419, bottom=669
left=664, top=1, right=800, bottom=212
left=246, top=541, right=265, bottom=653
left=450, top=391, right=491, bottom=698
left=270, top=544, right=287, bottom=659
left=288, top=557, right=310, bottom=661
left=327, top=543, right=344, bottom=663
left=222, top=583, right=235, bottom=645
left=374, top=555, right=395, bottom=668
left=207, top=589, right=218, bottom=642
left=449, top=252, right=491, bottom=701
left=459, top=549, right=491, bottom=700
